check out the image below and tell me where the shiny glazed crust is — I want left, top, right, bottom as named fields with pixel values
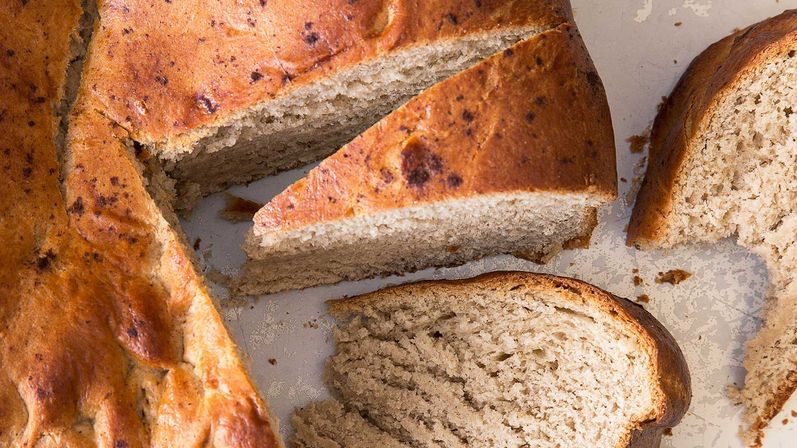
left=253, top=24, right=617, bottom=232
left=627, top=10, right=797, bottom=248
left=82, top=0, right=573, bottom=149
left=330, top=272, right=692, bottom=448
left=0, top=1, right=279, bottom=447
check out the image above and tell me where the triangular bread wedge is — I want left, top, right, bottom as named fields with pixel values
left=240, top=24, right=617, bottom=295
left=628, top=9, right=797, bottom=447
left=293, top=272, right=691, bottom=448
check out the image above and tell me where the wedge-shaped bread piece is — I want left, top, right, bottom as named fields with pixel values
left=628, top=10, right=797, bottom=447
left=0, top=1, right=279, bottom=446
left=82, top=0, right=573, bottom=207
left=240, top=24, right=617, bottom=295
left=292, top=272, right=691, bottom=448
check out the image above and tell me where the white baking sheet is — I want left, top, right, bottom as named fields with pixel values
left=181, top=1, right=797, bottom=446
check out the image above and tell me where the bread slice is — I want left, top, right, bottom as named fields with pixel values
left=0, top=1, right=280, bottom=446
left=78, top=0, right=574, bottom=208
left=292, top=272, right=691, bottom=448
left=238, top=24, right=617, bottom=295
left=627, top=10, right=797, bottom=447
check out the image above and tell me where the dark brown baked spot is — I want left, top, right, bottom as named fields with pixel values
left=68, top=197, right=85, bottom=215
left=461, top=109, right=474, bottom=122
left=525, top=111, right=536, bottom=123
left=446, top=13, right=458, bottom=24
left=503, top=48, right=514, bottom=57
left=250, top=71, right=264, bottom=82
left=535, top=96, right=547, bottom=106
left=400, top=139, right=443, bottom=188
left=195, top=94, right=219, bottom=114
left=380, top=168, right=394, bottom=184
left=447, top=174, right=463, bottom=188
left=35, top=250, right=57, bottom=272
left=154, top=75, right=168, bottom=86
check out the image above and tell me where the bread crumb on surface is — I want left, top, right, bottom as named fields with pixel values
left=674, top=21, right=682, bottom=27
left=655, top=269, right=692, bottom=285
left=625, top=129, right=651, bottom=153
left=219, top=193, right=262, bottom=222
left=633, top=275, right=644, bottom=286
left=663, top=428, right=673, bottom=436
left=304, top=320, right=319, bottom=329
left=268, top=358, right=277, bottom=366
left=636, top=294, right=650, bottom=303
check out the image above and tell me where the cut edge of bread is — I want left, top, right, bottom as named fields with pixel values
left=237, top=191, right=611, bottom=295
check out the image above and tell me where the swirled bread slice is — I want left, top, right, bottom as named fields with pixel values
left=80, top=0, right=574, bottom=208
left=628, top=9, right=797, bottom=447
left=0, top=1, right=279, bottom=446
left=240, top=24, right=617, bottom=295
left=292, top=272, right=691, bottom=448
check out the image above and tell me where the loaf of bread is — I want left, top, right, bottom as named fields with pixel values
left=292, top=272, right=691, bottom=448
left=81, top=0, right=574, bottom=209
left=239, top=24, right=617, bottom=295
left=0, top=1, right=280, bottom=446
left=628, top=9, right=797, bottom=447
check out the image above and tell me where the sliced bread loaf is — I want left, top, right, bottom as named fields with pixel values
left=292, top=272, right=691, bottom=448
left=238, top=24, right=617, bottom=295
left=80, top=0, right=574, bottom=208
left=0, top=1, right=280, bottom=446
left=628, top=10, right=797, bottom=447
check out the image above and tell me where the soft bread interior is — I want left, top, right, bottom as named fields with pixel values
left=158, top=27, right=543, bottom=209
left=658, top=50, right=797, bottom=441
left=292, top=279, right=659, bottom=447
left=238, top=193, right=603, bottom=295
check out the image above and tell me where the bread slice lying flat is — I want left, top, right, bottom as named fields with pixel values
left=628, top=10, right=797, bottom=447
left=239, top=24, right=617, bottom=295
left=0, top=1, right=279, bottom=446
left=80, top=0, right=574, bottom=208
left=292, top=272, right=691, bottom=448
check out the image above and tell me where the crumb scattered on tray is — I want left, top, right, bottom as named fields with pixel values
left=219, top=193, right=263, bottom=222
left=620, top=177, right=627, bottom=183
left=626, top=128, right=651, bottom=154
left=193, top=237, right=201, bottom=250
left=633, top=275, right=644, bottom=286
left=663, top=428, right=673, bottom=436
left=792, top=410, right=797, bottom=417
left=636, top=294, right=650, bottom=303
left=268, top=358, right=277, bottom=366
left=632, top=268, right=639, bottom=274
left=674, top=21, right=682, bottom=27
left=656, top=269, right=692, bottom=285
left=304, top=319, right=319, bottom=329
left=783, top=418, right=789, bottom=425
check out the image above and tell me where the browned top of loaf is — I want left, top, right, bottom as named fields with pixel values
left=627, top=9, right=797, bottom=248
left=330, top=271, right=691, bottom=448
left=83, top=0, right=572, bottom=147
left=0, top=1, right=278, bottom=446
left=253, top=24, right=617, bottom=232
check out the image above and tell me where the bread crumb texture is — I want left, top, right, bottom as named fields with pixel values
left=292, top=273, right=690, bottom=448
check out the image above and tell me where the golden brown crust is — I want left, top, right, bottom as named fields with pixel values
left=254, top=24, right=617, bottom=232
left=329, top=272, right=691, bottom=448
left=83, top=0, right=573, bottom=147
left=627, top=9, right=797, bottom=248
left=0, top=1, right=279, bottom=447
